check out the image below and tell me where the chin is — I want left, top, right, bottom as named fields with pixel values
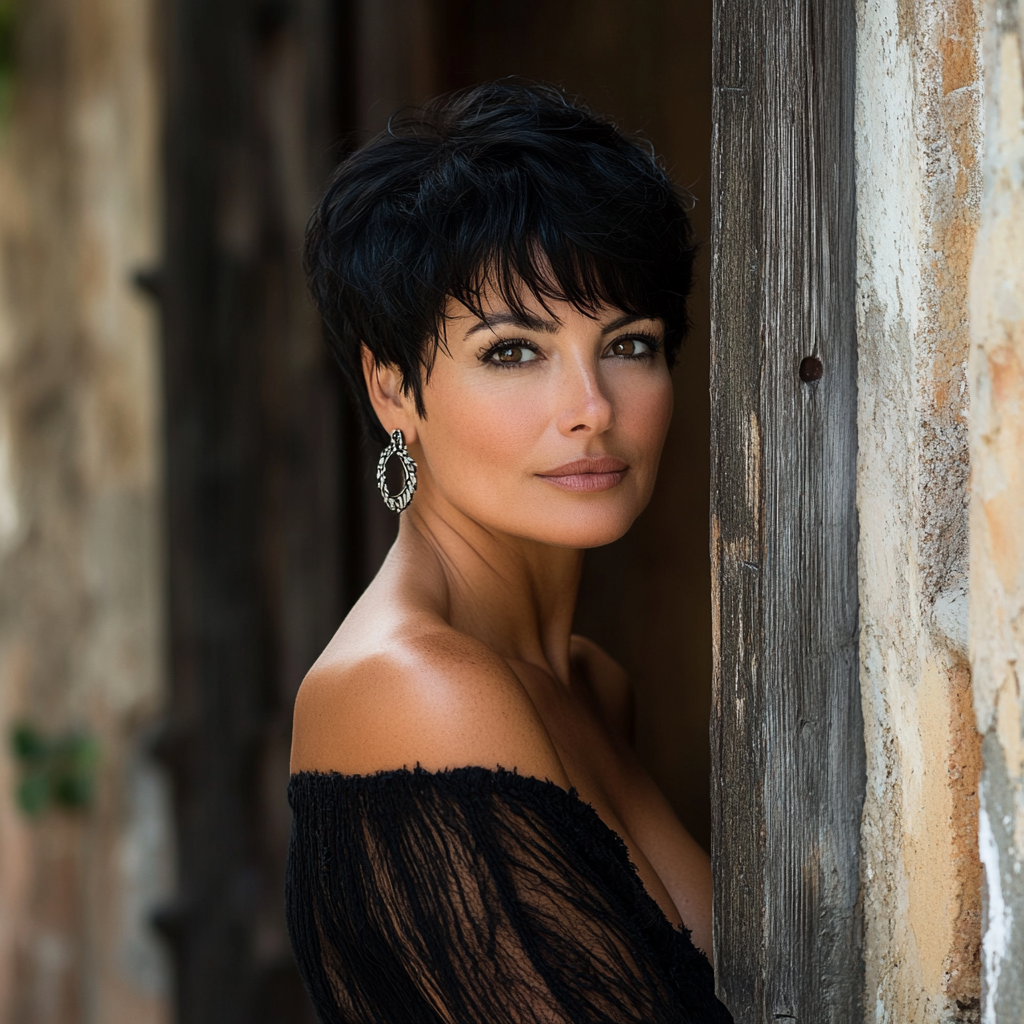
left=509, top=500, right=643, bottom=550
left=434, top=475, right=654, bottom=550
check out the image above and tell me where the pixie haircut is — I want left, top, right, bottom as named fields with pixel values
left=304, top=81, right=698, bottom=443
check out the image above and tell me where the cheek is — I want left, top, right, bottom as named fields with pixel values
left=450, top=385, right=547, bottom=447
left=417, top=374, right=549, bottom=486
left=614, top=370, right=674, bottom=460
left=415, top=362, right=675, bottom=536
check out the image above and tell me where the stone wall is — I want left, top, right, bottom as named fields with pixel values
left=969, top=0, right=1024, bottom=1019
left=856, top=0, right=985, bottom=1019
left=0, top=1, right=171, bottom=1022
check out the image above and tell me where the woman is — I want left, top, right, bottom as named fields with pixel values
left=286, top=81, right=732, bottom=1024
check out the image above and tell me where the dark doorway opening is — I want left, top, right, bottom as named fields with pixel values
left=349, top=0, right=715, bottom=853
left=160, top=3, right=713, bottom=1022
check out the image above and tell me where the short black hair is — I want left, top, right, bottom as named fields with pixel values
left=304, top=80, right=698, bottom=443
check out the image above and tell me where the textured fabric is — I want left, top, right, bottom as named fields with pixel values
left=286, top=766, right=733, bottom=1023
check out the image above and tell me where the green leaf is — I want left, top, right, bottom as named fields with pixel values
left=9, top=722, right=100, bottom=817
left=10, top=722, right=47, bottom=764
left=16, top=773, right=48, bottom=816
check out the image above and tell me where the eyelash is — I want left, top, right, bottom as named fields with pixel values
left=479, top=332, right=664, bottom=368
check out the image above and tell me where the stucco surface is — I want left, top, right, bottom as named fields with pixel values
left=969, top=2, right=1024, bottom=1019
left=857, top=0, right=984, bottom=1019
left=0, top=1, right=171, bottom=1022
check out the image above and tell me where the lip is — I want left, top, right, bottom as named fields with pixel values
left=537, top=456, right=629, bottom=492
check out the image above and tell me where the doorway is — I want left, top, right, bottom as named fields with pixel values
left=347, top=0, right=716, bottom=853
left=159, top=3, right=716, bottom=1021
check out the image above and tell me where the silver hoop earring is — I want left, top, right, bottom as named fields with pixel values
left=376, top=429, right=417, bottom=513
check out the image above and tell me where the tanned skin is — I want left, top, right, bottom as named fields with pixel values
left=290, top=286, right=714, bottom=956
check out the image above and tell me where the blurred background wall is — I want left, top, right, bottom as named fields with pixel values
left=0, top=0, right=171, bottom=1022
left=0, top=1, right=712, bottom=1021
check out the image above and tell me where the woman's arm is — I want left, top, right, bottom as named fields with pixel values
left=568, top=634, right=714, bottom=956
left=569, top=634, right=635, bottom=746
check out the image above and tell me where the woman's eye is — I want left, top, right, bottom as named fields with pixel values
left=608, top=336, right=653, bottom=358
left=489, top=344, right=538, bottom=365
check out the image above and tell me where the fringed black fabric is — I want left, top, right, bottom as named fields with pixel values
left=286, top=766, right=733, bottom=1024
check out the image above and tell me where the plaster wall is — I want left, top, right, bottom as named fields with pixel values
left=856, top=0, right=984, bottom=1020
left=968, top=1, right=1024, bottom=1019
left=0, top=1, right=171, bottom=1022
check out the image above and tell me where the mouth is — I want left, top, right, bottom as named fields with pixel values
left=536, top=456, right=629, bottom=493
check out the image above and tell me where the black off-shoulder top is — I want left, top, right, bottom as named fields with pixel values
left=286, top=766, right=733, bottom=1023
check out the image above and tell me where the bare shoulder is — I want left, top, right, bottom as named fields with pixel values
left=290, top=618, right=569, bottom=786
left=569, top=635, right=634, bottom=745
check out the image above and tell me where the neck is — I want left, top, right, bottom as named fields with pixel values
left=392, top=497, right=584, bottom=686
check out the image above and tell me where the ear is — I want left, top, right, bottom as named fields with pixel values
left=361, top=344, right=420, bottom=444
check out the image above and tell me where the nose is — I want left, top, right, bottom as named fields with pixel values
left=555, top=355, right=614, bottom=436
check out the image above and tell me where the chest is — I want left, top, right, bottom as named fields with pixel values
left=510, top=664, right=688, bottom=926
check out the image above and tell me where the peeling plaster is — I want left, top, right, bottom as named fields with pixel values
left=969, top=0, right=1024, bottom=1018
left=857, top=0, right=984, bottom=1020
left=978, top=791, right=1010, bottom=1022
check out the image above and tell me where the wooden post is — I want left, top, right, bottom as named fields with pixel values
left=710, top=1, right=863, bottom=1020
left=159, top=1, right=351, bottom=1020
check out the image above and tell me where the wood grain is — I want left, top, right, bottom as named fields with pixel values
left=710, top=1, right=864, bottom=1020
left=159, top=1, right=347, bottom=1020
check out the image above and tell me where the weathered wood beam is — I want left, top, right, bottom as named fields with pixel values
left=710, top=1, right=863, bottom=1019
left=159, top=1, right=348, bottom=1020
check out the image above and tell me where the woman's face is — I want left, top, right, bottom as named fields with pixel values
left=375, top=286, right=674, bottom=550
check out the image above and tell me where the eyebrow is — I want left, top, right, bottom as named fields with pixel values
left=464, top=311, right=558, bottom=337
left=464, top=310, right=656, bottom=338
left=599, top=312, right=656, bottom=335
